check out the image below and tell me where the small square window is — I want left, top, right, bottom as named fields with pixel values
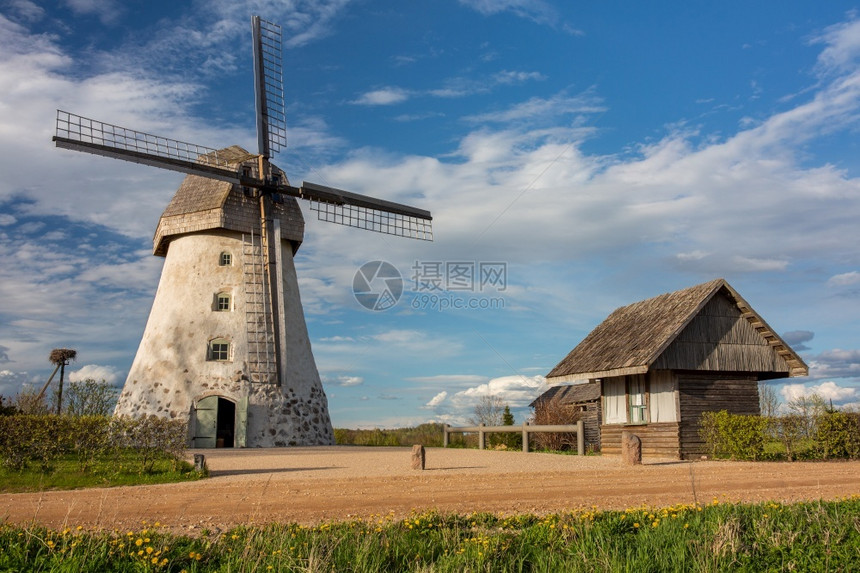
left=217, top=294, right=231, bottom=311
left=210, top=340, right=230, bottom=361
left=219, top=252, right=232, bottom=266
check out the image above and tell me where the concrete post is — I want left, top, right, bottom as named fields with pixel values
left=443, top=424, right=449, bottom=447
left=522, top=422, right=529, bottom=453
left=577, top=420, right=585, bottom=456
left=478, top=423, right=485, bottom=450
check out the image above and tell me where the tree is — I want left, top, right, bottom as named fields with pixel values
left=0, top=395, right=17, bottom=416
left=12, top=387, right=50, bottom=415
left=500, top=404, right=521, bottom=449
left=469, top=395, right=506, bottom=447
left=758, top=382, right=781, bottom=418
left=785, top=393, right=828, bottom=439
left=469, top=395, right=505, bottom=427
left=64, top=379, right=118, bottom=417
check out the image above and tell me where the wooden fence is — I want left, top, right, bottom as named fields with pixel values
left=443, top=421, right=585, bottom=455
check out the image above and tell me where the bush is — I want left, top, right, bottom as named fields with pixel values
left=64, top=379, right=118, bottom=417
left=770, top=415, right=806, bottom=461
left=531, top=399, right=579, bottom=452
left=816, top=412, right=860, bottom=459
left=0, top=414, right=187, bottom=474
left=699, top=411, right=770, bottom=460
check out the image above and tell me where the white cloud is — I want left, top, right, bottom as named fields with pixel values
left=6, top=0, right=44, bottom=23
left=63, top=0, right=123, bottom=24
left=811, top=16, right=860, bottom=76
left=351, top=87, right=410, bottom=106
left=425, top=391, right=447, bottom=407
left=828, top=271, right=860, bottom=287
left=458, top=0, right=558, bottom=26
left=422, top=374, right=548, bottom=423
left=68, top=364, right=121, bottom=385
left=781, top=380, right=858, bottom=404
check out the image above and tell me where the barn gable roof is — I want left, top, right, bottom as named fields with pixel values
left=546, top=279, right=808, bottom=383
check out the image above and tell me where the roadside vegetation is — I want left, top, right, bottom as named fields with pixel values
left=0, top=382, right=201, bottom=492
left=700, top=388, right=860, bottom=461
left=2, top=498, right=859, bottom=571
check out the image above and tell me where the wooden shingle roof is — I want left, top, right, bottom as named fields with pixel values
left=152, top=146, right=305, bottom=255
left=546, top=279, right=808, bottom=383
left=529, top=381, right=600, bottom=408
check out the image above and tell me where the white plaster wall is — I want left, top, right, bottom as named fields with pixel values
left=115, top=229, right=334, bottom=447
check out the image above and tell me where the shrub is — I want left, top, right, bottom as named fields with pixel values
left=816, top=412, right=860, bottom=460
left=699, top=411, right=770, bottom=460
left=770, top=415, right=806, bottom=461
left=64, top=379, right=118, bottom=417
left=0, top=414, right=187, bottom=474
left=531, top=398, right=579, bottom=452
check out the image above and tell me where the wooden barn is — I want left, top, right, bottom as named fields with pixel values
left=542, top=279, right=808, bottom=459
left=530, top=382, right=602, bottom=451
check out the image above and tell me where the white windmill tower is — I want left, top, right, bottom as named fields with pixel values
left=53, top=16, right=432, bottom=448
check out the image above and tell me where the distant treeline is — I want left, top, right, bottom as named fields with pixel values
left=334, top=423, right=474, bottom=448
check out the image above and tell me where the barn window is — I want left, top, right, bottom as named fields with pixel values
left=603, top=375, right=653, bottom=424
left=628, top=375, right=647, bottom=424
left=209, top=339, right=231, bottom=361
left=649, top=370, right=677, bottom=422
left=603, top=378, right=626, bottom=424
left=219, top=252, right=232, bottom=266
left=216, top=293, right=232, bottom=311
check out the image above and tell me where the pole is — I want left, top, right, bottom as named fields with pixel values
left=56, top=360, right=66, bottom=415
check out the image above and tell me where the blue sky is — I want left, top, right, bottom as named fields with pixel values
left=2, top=0, right=860, bottom=427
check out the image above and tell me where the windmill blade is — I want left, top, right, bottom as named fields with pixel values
left=252, top=16, right=287, bottom=158
left=54, top=110, right=242, bottom=184
left=296, top=182, right=434, bottom=241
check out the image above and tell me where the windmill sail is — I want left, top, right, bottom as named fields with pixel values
left=252, top=16, right=287, bottom=158
left=54, top=110, right=239, bottom=183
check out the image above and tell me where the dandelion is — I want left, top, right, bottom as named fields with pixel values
left=135, top=539, right=144, bottom=547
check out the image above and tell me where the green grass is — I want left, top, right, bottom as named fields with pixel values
left=2, top=498, right=859, bottom=572
left=0, top=452, right=203, bottom=493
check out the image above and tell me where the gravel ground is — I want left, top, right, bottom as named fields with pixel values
left=2, top=446, right=859, bottom=533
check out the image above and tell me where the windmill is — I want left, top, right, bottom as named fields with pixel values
left=53, top=16, right=432, bottom=448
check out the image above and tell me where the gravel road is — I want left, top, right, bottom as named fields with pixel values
left=2, top=446, right=858, bottom=533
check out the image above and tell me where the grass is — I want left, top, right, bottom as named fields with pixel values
left=2, top=497, right=859, bottom=571
left=0, top=451, right=203, bottom=493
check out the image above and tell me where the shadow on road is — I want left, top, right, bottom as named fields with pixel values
left=209, top=466, right=340, bottom=477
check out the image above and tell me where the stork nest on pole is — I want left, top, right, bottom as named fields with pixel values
left=49, top=348, right=77, bottom=365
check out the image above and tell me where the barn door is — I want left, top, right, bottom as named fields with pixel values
left=193, top=396, right=218, bottom=448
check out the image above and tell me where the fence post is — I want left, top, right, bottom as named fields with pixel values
left=443, top=424, right=449, bottom=447
left=522, top=422, right=529, bottom=453
left=478, top=423, right=485, bottom=450
left=577, top=419, right=585, bottom=456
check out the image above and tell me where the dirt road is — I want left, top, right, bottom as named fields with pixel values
left=2, top=447, right=858, bottom=532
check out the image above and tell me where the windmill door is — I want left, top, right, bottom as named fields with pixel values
left=193, top=396, right=241, bottom=448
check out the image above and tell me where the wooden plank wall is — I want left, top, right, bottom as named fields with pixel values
left=600, top=422, right=680, bottom=458
left=652, top=294, right=790, bottom=373
left=677, top=373, right=760, bottom=459
left=580, top=402, right=602, bottom=451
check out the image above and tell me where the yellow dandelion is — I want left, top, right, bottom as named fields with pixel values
left=135, top=539, right=143, bottom=547
left=146, top=547, right=154, bottom=555
left=633, top=523, right=640, bottom=528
